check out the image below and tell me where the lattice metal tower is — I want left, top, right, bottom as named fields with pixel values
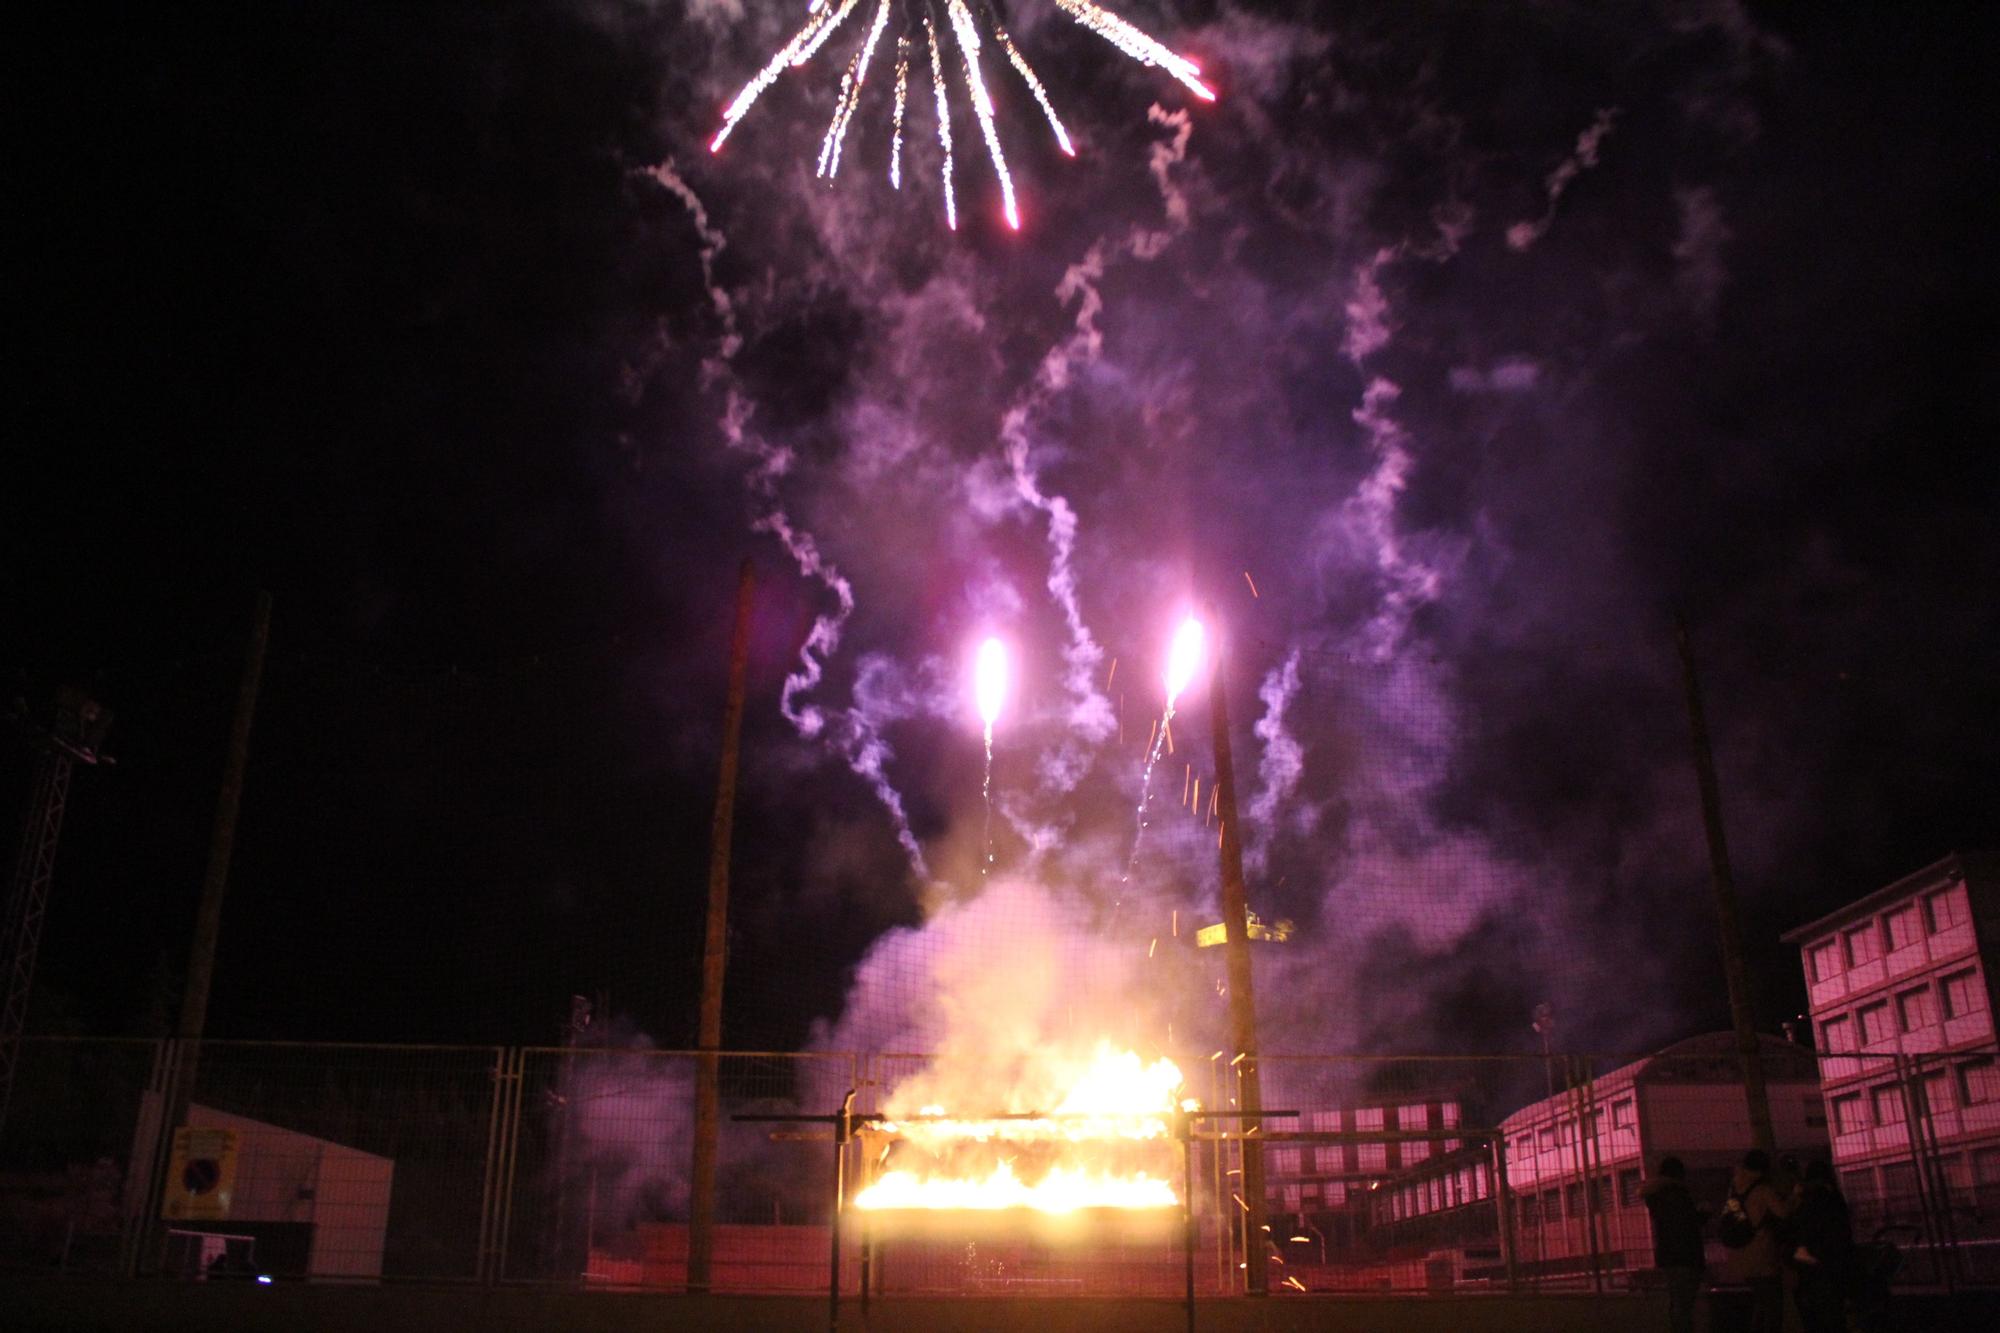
left=0, top=688, right=111, bottom=1138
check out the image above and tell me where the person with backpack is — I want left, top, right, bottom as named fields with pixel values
left=1718, top=1148, right=1794, bottom=1333
left=1789, top=1159, right=1857, bottom=1333
left=1642, top=1157, right=1708, bottom=1333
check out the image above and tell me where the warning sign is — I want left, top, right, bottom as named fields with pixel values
left=161, top=1127, right=238, bottom=1221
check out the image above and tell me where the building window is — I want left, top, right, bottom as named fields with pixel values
left=1804, top=1096, right=1827, bottom=1129
left=1974, top=1149, right=2000, bottom=1188
left=1564, top=1183, right=1584, bottom=1218
left=1324, top=1181, right=1346, bottom=1206
left=1399, top=1103, right=1429, bottom=1131
left=1358, top=1144, right=1387, bottom=1171
left=1871, top=1084, right=1907, bottom=1126
left=1883, top=905, right=1922, bottom=952
left=1405, top=1140, right=1431, bottom=1166
left=1272, top=1147, right=1302, bottom=1175
left=1940, top=969, right=1985, bottom=1019
left=1926, top=888, right=1964, bottom=933
left=1618, top=1168, right=1642, bottom=1207
left=1832, top=1093, right=1866, bottom=1135
left=1919, top=1069, right=1954, bottom=1114
left=1520, top=1195, right=1538, bottom=1226
left=1960, top=1058, right=1999, bottom=1106
left=1897, top=986, right=1938, bottom=1032
left=1538, top=1127, right=1558, bottom=1154
left=1846, top=926, right=1882, bottom=967
left=1859, top=1001, right=1895, bottom=1045
left=1809, top=939, right=1843, bottom=982
left=1356, top=1107, right=1385, bottom=1132
left=1543, top=1188, right=1562, bottom=1221
left=1590, top=1176, right=1613, bottom=1213
left=1316, top=1146, right=1345, bottom=1175
left=1442, top=1103, right=1461, bottom=1128
left=1821, top=1015, right=1854, bottom=1053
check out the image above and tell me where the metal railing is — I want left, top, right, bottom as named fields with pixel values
left=2, top=1036, right=1995, bottom=1295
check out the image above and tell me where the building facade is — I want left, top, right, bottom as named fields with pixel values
left=1782, top=852, right=2000, bottom=1253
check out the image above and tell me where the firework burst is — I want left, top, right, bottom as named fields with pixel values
left=710, top=0, right=1214, bottom=230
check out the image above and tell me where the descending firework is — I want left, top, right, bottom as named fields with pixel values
left=709, top=0, right=1212, bottom=228
left=926, top=10, right=957, bottom=231
left=890, top=38, right=909, bottom=188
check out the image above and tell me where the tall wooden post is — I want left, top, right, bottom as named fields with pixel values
left=688, top=559, right=755, bottom=1292
left=1673, top=614, right=1775, bottom=1154
left=1207, top=627, right=1269, bottom=1295
left=177, top=590, right=272, bottom=1050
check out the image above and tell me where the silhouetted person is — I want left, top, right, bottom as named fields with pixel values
left=1642, top=1156, right=1707, bottom=1333
left=1721, top=1148, right=1793, bottom=1333
left=1789, top=1160, right=1855, bottom=1333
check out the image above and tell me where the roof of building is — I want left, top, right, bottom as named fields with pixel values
left=1498, top=1031, right=1815, bottom=1133
left=1779, top=851, right=1996, bottom=945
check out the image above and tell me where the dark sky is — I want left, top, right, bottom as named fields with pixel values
left=5, top=1, right=1996, bottom=1058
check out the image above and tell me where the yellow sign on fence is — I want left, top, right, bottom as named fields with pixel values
left=161, top=1126, right=238, bottom=1221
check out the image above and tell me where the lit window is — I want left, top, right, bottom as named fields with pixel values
left=1821, top=1015, right=1854, bottom=1053
left=1399, top=1103, right=1429, bottom=1130
left=1859, top=1001, right=1894, bottom=1045
left=1356, top=1107, right=1385, bottom=1131
left=1404, top=1140, right=1431, bottom=1166
left=1883, top=905, right=1922, bottom=952
left=1927, top=889, right=1964, bottom=933
left=1941, top=969, right=1985, bottom=1019
left=1612, top=1098, right=1636, bottom=1129
left=1272, top=1147, right=1303, bottom=1175
left=1358, top=1144, right=1386, bottom=1171
left=1324, top=1181, right=1346, bottom=1206
left=1846, top=926, right=1881, bottom=966
left=1898, top=987, right=1938, bottom=1032
left=1832, top=1093, right=1866, bottom=1134
left=1871, top=1084, right=1907, bottom=1126
left=1810, top=940, right=1842, bottom=981
left=1961, top=1058, right=1999, bottom=1106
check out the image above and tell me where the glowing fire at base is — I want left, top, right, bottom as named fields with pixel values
left=854, top=1043, right=1192, bottom=1214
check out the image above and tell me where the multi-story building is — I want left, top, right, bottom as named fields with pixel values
left=1782, top=852, right=2000, bottom=1247
left=1359, top=1032, right=1826, bottom=1284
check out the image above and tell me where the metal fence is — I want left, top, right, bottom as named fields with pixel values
left=2, top=1036, right=1996, bottom=1295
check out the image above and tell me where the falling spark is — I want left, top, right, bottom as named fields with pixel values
left=994, top=23, right=1075, bottom=156
left=945, top=0, right=1018, bottom=229
left=1181, top=764, right=1191, bottom=806
left=926, top=11, right=957, bottom=230
left=819, top=0, right=893, bottom=180
left=1192, top=776, right=1200, bottom=815
left=975, top=636, right=1007, bottom=874
left=1106, top=656, right=1118, bottom=687
left=1243, top=570, right=1259, bottom=598
left=1124, top=615, right=1204, bottom=889
left=1148, top=938, right=1157, bottom=958
left=1051, top=0, right=1215, bottom=102
left=890, top=38, right=909, bottom=188
left=711, top=0, right=862, bottom=152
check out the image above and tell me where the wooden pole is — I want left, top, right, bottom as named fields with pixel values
left=1673, top=613, right=1775, bottom=1155
left=1207, top=626, right=1269, bottom=1295
left=688, top=559, right=755, bottom=1292
left=176, top=590, right=271, bottom=1048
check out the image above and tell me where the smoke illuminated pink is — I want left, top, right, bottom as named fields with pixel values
left=1164, top=616, right=1204, bottom=706
left=975, top=637, right=1008, bottom=729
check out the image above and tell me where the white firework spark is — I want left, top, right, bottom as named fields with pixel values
left=709, top=0, right=1212, bottom=228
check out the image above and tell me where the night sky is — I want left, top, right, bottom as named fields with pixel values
left=5, top=2, right=1996, bottom=1060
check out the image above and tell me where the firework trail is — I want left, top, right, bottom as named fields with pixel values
left=994, top=23, right=1074, bottom=157
left=944, top=0, right=1019, bottom=229
left=1121, top=617, right=1204, bottom=894
left=890, top=37, right=909, bottom=188
left=818, top=0, right=893, bottom=181
left=974, top=637, right=1007, bottom=876
left=1050, top=0, right=1214, bottom=102
left=926, top=10, right=957, bottom=230
left=646, top=160, right=929, bottom=879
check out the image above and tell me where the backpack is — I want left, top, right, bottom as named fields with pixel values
left=1717, top=1188, right=1759, bottom=1249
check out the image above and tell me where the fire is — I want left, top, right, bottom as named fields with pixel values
left=854, top=1043, right=1191, bottom=1213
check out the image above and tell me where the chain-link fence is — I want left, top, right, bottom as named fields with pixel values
left=3, top=1036, right=1997, bottom=1295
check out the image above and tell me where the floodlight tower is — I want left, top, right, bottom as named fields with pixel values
left=0, top=688, right=113, bottom=1137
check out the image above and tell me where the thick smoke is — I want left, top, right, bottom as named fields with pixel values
left=625, top=0, right=1859, bottom=1067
